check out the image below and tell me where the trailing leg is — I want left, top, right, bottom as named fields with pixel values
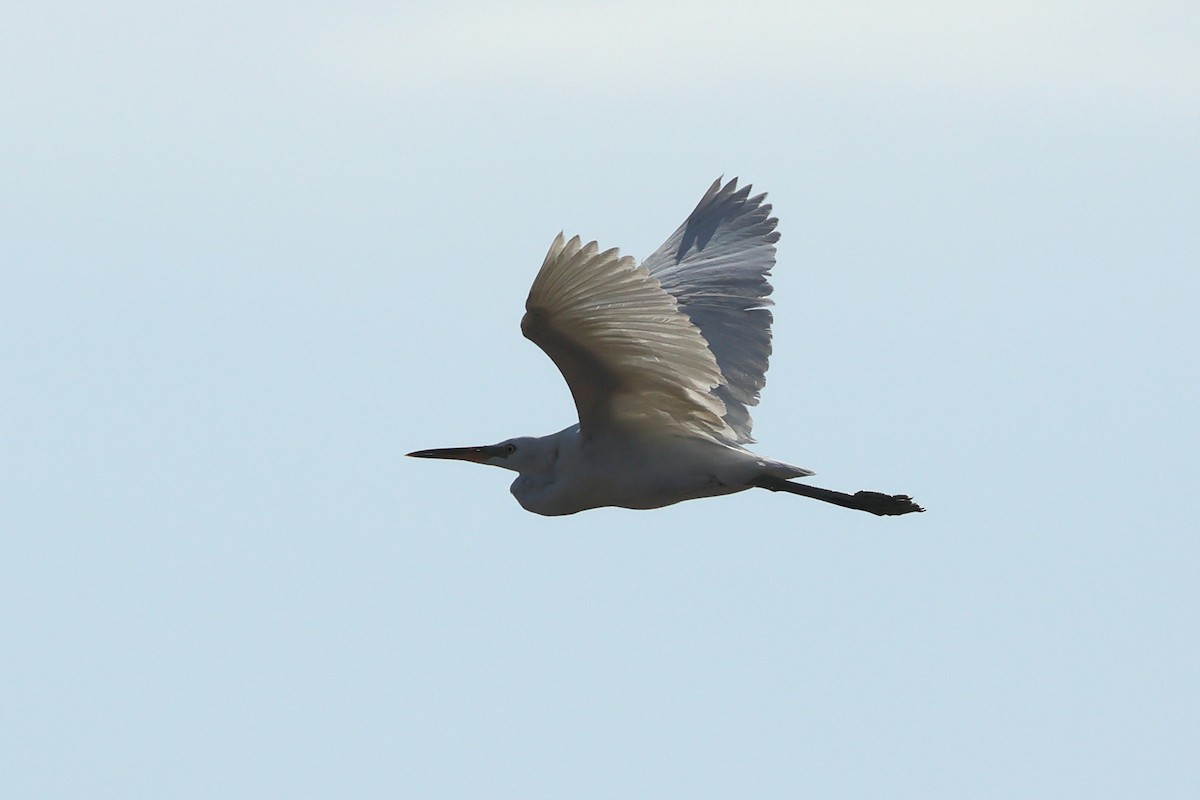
left=753, top=475, right=924, bottom=516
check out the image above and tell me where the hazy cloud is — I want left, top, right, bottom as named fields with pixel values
left=314, top=1, right=1199, bottom=106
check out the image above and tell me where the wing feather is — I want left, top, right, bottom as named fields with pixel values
left=522, top=233, right=734, bottom=440
left=641, top=177, right=780, bottom=443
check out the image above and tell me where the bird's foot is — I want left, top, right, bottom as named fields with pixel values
left=854, top=491, right=925, bottom=516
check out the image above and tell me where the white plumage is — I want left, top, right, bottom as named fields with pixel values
left=522, top=232, right=730, bottom=443
left=410, top=178, right=923, bottom=518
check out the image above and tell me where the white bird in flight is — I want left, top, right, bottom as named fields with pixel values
left=409, top=178, right=923, bottom=517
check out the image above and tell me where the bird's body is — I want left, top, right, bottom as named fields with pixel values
left=501, top=424, right=812, bottom=516
left=410, top=178, right=923, bottom=517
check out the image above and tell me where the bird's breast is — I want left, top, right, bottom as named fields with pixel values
left=510, top=433, right=751, bottom=515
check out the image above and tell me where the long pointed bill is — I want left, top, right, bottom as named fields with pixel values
left=406, top=445, right=502, bottom=463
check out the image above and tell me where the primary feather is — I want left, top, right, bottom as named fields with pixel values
left=641, top=177, right=779, bottom=442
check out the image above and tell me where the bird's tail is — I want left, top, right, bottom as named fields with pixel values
left=758, top=457, right=815, bottom=479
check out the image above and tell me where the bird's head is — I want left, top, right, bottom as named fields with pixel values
left=407, top=436, right=544, bottom=474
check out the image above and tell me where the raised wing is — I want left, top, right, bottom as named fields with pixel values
left=522, top=233, right=735, bottom=441
left=641, top=178, right=779, bottom=443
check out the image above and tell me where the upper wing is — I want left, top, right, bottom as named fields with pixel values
left=640, top=178, right=779, bottom=443
left=522, top=233, right=735, bottom=441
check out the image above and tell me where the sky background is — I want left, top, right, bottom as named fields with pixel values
left=3, top=2, right=1198, bottom=797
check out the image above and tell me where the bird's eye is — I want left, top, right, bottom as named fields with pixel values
left=504, top=444, right=517, bottom=456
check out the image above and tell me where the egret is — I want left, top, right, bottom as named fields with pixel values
left=409, top=178, right=923, bottom=517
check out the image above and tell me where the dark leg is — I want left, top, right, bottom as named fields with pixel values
left=754, top=475, right=924, bottom=516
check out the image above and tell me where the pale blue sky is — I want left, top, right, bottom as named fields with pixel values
left=3, top=3, right=1198, bottom=797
